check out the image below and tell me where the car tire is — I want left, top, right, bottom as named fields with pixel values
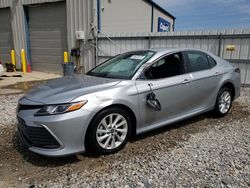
left=214, top=87, right=232, bottom=117
left=86, top=107, right=132, bottom=155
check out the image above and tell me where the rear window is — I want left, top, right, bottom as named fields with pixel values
left=208, top=55, right=217, bottom=68
left=186, top=51, right=210, bottom=72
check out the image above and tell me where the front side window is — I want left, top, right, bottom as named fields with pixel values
left=87, top=51, right=155, bottom=79
left=186, top=51, right=210, bottom=72
left=142, top=53, right=183, bottom=79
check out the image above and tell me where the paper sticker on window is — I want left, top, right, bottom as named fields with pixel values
left=130, top=55, right=145, bottom=60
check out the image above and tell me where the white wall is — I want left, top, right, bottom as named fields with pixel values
left=100, top=0, right=152, bottom=33
left=95, top=0, right=174, bottom=34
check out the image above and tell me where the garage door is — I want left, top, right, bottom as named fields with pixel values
left=28, top=2, right=67, bottom=73
left=0, top=8, right=13, bottom=64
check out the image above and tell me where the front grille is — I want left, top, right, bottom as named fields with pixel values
left=17, top=117, right=60, bottom=149
left=17, top=104, right=43, bottom=112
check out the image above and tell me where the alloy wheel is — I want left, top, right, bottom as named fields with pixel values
left=219, top=90, right=231, bottom=114
left=96, top=113, right=128, bottom=150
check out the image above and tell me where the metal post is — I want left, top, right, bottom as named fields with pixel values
left=11, top=50, right=16, bottom=70
left=218, top=33, right=223, bottom=57
left=151, top=4, right=154, bottom=32
left=64, top=52, right=69, bottom=63
left=148, top=35, right=151, bottom=49
left=21, top=49, right=27, bottom=73
left=95, top=35, right=99, bottom=66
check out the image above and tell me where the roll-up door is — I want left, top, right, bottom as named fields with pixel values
left=27, top=2, right=67, bottom=73
left=0, top=8, right=13, bottom=64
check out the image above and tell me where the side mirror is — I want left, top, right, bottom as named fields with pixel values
left=146, top=92, right=161, bottom=111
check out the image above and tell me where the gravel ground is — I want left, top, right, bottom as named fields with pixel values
left=0, top=87, right=249, bottom=188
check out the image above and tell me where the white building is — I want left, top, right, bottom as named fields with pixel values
left=0, top=0, right=175, bottom=74
left=95, top=0, right=175, bottom=33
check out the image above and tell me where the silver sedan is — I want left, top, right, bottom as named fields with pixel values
left=17, top=48, right=241, bottom=157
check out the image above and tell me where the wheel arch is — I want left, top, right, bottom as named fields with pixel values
left=85, top=103, right=137, bottom=145
left=220, top=81, right=236, bottom=100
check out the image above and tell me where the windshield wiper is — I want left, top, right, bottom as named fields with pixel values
left=87, top=72, right=128, bottom=80
left=87, top=72, right=108, bottom=78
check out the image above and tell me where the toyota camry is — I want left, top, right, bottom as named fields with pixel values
left=17, top=48, right=241, bottom=157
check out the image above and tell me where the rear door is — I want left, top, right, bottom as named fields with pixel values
left=183, top=50, right=223, bottom=111
left=135, top=52, right=194, bottom=133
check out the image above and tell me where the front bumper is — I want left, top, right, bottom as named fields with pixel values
left=17, top=107, right=94, bottom=157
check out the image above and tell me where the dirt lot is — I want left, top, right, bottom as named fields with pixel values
left=0, top=87, right=249, bottom=187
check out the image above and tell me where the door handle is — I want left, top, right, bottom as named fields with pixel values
left=214, top=72, right=222, bottom=76
left=182, top=79, right=191, bottom=84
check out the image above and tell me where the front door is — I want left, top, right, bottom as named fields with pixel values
left=135, top=52, right=194, bottom=133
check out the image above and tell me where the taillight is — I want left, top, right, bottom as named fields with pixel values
left=234, top=68, right=240, bottom=73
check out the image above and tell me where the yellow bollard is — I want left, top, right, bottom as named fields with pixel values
left=64, top=52, right=68, bottom=63
left=11, top=50, right=16, bottom=71
left=21, top=49, right=27, bottom=73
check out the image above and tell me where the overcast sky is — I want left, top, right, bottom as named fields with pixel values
left=153, top=0, right=250, bottom=31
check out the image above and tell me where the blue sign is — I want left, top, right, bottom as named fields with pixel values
left=158, top=17, right=170, bottom=32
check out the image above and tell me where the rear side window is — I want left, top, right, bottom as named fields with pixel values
left=207, top=55, right=217, bottom=68
left=186, top=51, right=210, bottom=72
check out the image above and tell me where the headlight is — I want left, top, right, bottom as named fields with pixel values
left=35, top=101, right=87, bottom=116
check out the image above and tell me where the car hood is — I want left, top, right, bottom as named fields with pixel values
left=21, top=75, right=121, bottom=104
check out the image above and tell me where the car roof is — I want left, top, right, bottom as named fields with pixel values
left=131, top=48, right=210, bottom=54
left=129, top=48, right=216, bottom=60
left=150, top=48, right=178, bottom=52
left=128, top=48, right=179, bottom=55
left=149, top=48, right=210, bottom=53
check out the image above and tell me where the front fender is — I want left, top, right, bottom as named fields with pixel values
left=93, top=98, right=140, bottom=130
left=72, top=81, right=141, bottom=134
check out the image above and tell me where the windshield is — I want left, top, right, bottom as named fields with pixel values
left=87, top=51, right=155, bottom=79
